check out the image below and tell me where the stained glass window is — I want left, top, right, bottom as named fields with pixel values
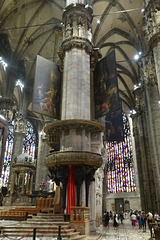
left=1, top=120, right=14, bottom=187
left=106, top=114, right=136, bottom=193
left=22, top=121, right=36, bottom=160
left=1, top=120, right=36, bottom=186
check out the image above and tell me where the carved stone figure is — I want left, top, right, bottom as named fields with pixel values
left=14, top=113, right=27, bottom=133
left=65, top=24, right=72, bottom=38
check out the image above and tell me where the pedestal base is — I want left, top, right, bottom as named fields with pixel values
left=70, top=221, right=90, bottom=235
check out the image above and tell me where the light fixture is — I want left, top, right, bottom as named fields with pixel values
left=134, top=83, right=142, bottom=90
left=134, top=51, right=142, bottom=61
left=97, top=19, right=100, bottom=24
left=134, top=54, right=139, bottom=60
left=0, top=56, right=8, bottom=70
left=130, top=109, right=137, bottom=115
left=141, top=8, right=145, bottom=13
left=16, top=79, right=24, bottom=91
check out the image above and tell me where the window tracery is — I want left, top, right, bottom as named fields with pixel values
left=1, top=120, right=36, bottom=186
left=106, top=114, right=136, bottom=193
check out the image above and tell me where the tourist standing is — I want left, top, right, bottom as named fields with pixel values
left=141, top=211, right=147, bottom=232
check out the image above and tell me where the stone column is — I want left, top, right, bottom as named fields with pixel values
left=144, top=0, right=160, bottom=95
left=133, top=54, right=160, bottom=212
left=25, top=172, right=29, bottom=194
left=10, top=171, right=15, bottom=195
left=21, top=171, right=25, bottom=194
left=44, top=2, right=104, bottom=226
left=35, top=129, right=50, bottom=190
left=11, top=114, right=27, bottom=161
left=30, top=173, right=33, bottom=195
left=9, top=114, right=27, bottom=185
left=89, top=181, right=96, bottom=231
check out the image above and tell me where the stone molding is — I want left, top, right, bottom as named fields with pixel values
left=45, top=150, right=103, bottom=169
left=62, top=3, right=93, bottom=54
left=62, top=37, right=93, bottom=55
left=144, top=0, right=160, bottom=48
left=149, top=32, right=160, bottom=49
left=44, top=119, right=104, bottom=148
left=44, top=119, right=104, bottom=133
left=12, top=163, right=35, bottom=172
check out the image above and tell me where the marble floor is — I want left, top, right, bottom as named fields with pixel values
left=95, top=218, right=152, bottom=240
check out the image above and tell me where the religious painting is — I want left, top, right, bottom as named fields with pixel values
left=32, top=55, right=61, bottom=119
left=0, top=118, right=8, bottom=174
left=103, top=101, right=124, bottom=142
left=94, top=50, right=120, bottom=119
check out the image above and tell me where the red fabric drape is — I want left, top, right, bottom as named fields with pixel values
left=66, top=166, right=76, bottom=215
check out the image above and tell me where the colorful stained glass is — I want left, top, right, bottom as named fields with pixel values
left=1, top=121, right=14, bottom=187
left=106, top=114, right=136, bottom=193
left=1, top=120, right=36, bottom=187
left=22, top=121, right=36, bottom=160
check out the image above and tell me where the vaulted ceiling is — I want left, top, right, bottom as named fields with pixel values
left=0, top=0, right=145, bottom=119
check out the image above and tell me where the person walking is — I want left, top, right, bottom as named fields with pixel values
left=120, top=212, right=124, bottom=224
left=113, top=213, right=119, bottom=228
left=131, top=212, right=137, bottom=227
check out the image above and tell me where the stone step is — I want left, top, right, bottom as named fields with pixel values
left=27, top=217, right=65, bottom=222
left=25, top=221, right=70, bottom=225
left=32, top=214, right=64, bottom=218
left=2, top=225, right=71, bottom=230
left=71, top=236, right=86, bottom=240
left=2, top=230, right=79, bottom=235
left=2, top=230, right=85, bottom=239
left=0, top=213, right=87, bottom=240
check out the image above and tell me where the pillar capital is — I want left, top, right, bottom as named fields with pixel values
left=139, top=54, right=157, bottom=86
left=144, top=0, right=160, bottom=49
left=62, top=3, right=93, bottom=55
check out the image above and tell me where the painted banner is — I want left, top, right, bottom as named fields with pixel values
left=94, top=50, right=119, bottom=119
left=103, top=101, right=124, bottom=142
left=32, top=55, right=61, bottom=119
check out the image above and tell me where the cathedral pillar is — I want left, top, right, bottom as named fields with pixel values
left=133, top=53, right=160, bottom=212
left=35, top=128, right=50, bottom=190
left=144, top=0, right=160, bottom=95
left=11, top=114, right=27, bottom=161
left=29, top=173, right=33, bottom=195
left=8, top=113, right=27, bottom=187
left=44, top=1, right=104, bottom=222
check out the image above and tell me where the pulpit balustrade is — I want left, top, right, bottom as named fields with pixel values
left=70, top=207, right=90, bottom=235
left=70, top=206, right=90, bottom=221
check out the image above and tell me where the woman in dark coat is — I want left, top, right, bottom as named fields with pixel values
left=104, top=212, right=110, bottom=227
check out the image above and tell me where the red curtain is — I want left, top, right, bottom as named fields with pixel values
left=66, top=166, right=76, bottom=215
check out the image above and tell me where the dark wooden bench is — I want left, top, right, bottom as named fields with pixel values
left=0, top=211, right=28, bottom=221
left=0, top=198, right=55, bottom=221
left=36, top=198, right=54, bottom=213
left=9, top=207, right=41, bottom=215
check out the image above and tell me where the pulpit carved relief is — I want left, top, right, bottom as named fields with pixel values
left=14, top=113, right=27, bottom=134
